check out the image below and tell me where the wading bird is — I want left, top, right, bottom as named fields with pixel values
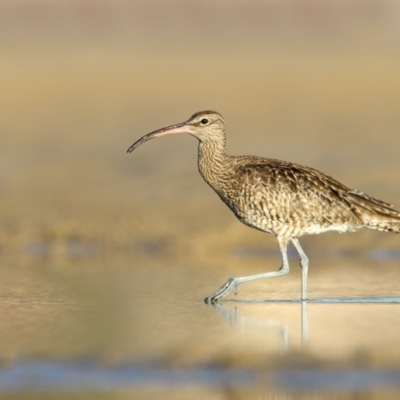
left=127, top=111, right=400, bottom=303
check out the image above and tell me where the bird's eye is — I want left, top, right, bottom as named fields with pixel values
left=200, top=118, right=209, bottom=125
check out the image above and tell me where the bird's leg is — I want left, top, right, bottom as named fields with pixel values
left=204, top=239, right=290, bottom=304
left=291, top=238, right=309, bottom=301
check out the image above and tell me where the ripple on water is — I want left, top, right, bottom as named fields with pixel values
left=0, top=360, right=400, bottom=393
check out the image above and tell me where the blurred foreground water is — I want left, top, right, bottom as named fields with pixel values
left=0, top=252, right=400, bottom=399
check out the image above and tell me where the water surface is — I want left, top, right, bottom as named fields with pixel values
left=1, top=257, right=400, bottom=399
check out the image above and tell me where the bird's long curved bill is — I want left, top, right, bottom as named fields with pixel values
left=127, top=122, right=190, bottom=153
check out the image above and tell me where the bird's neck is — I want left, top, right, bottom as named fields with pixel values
left=198, top=138, right=229, bottom=188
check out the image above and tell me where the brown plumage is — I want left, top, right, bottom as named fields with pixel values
left=127, top=110, right=400, bottom=303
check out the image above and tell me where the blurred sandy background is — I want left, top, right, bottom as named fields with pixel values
left=1, top=0, right=400, bottom=260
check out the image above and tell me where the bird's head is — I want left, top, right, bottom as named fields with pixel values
left=127, top=110, right=225, bottom=153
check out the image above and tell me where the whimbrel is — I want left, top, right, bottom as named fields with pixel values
left=127, top=111, right=400, bottom=303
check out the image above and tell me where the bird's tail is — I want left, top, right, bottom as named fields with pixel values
left=347, top=189, right=400, bottom=233
left=366, top=218, right=400, bottom=233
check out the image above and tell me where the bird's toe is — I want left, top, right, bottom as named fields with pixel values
left=204, top=277, right=237, bottom=304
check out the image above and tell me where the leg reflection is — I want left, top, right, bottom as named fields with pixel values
left=208, top=300, right=309, bottom=350
left=301, top=300, right=308, bottom=345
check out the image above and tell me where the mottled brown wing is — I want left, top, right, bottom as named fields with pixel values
left=236, top=158, right=397, bottom=223
left=236, top=159, right=348, bottom=202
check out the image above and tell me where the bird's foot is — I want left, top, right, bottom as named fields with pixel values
left=204, top=277, right=239, bottom=304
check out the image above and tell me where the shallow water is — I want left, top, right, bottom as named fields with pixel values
left=1, top=256, right=400, bottom=399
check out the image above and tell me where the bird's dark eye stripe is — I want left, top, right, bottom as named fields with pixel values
left=200, top=118, right=209, bottom=125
